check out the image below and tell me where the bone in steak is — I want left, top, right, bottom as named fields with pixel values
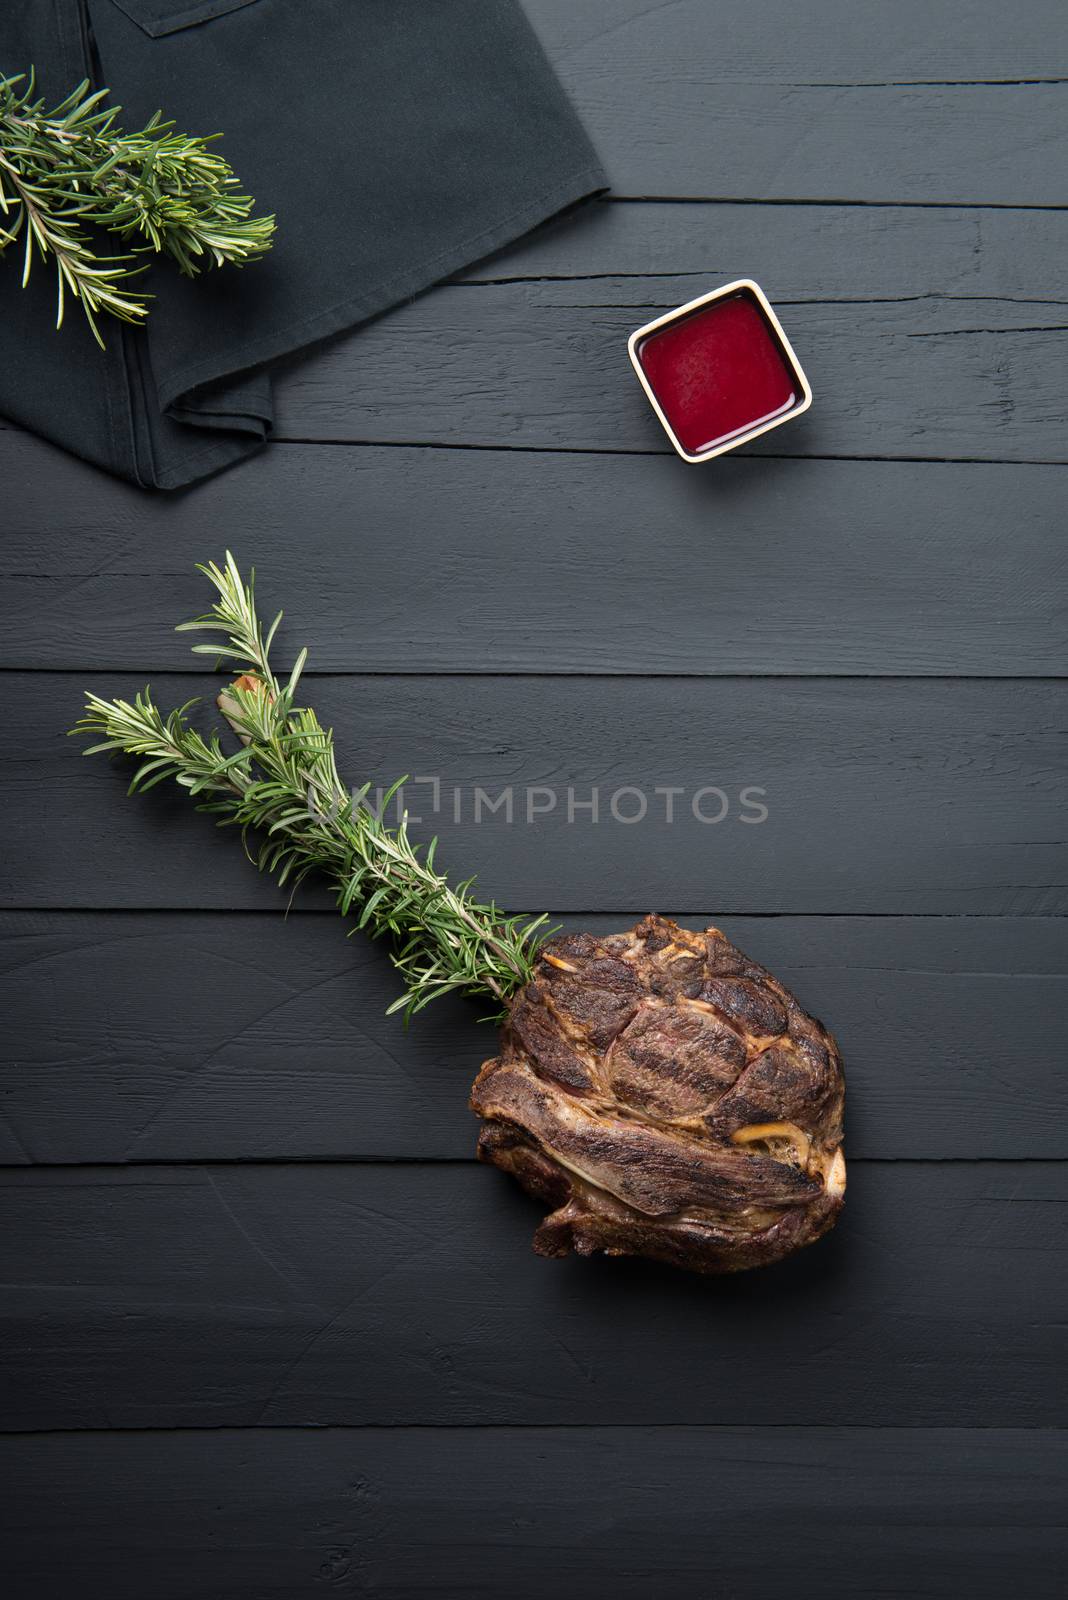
left=471, top=914, right=846, bottom=1273
left=79, top=564, right=850, bottom=1281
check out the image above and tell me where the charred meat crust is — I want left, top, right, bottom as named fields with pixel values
left=470, top=914, right=846, bottom=1274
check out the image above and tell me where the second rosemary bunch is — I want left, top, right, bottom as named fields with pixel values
left=73, top=556, right=551, bottom=1019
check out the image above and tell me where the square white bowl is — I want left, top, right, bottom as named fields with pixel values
left=627, top=279, right=813, bottom=463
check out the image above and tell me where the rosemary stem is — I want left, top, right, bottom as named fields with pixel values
left=73, top=554, right=551, bottom=1020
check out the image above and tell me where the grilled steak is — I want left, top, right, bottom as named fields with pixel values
left=471, top=914, right=845, bottom=1273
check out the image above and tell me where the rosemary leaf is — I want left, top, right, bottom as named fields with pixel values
left=72, top=555, right=551, bottom=1020
left=0, top=70, right=274, bottom=345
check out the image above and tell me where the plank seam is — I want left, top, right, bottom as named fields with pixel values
left=608, top=196, right=1068, bottom=212
left=2, top=906, right=1061, bottom=919
left=3, top=430, right=1067, bottom=466
left=266, top=440, right=1068, bottom=466
left=760, top=79, right=1068, bottom=88
left=10, top=669, right=1068, bottom=682
left=2, top=907, right=1061, bottom=918
left=457, top=282, right=1068, bottom=308
left=1, top=1158, right=1064, bottom=1173
left=2, top=1422, right=1066, bottom=1437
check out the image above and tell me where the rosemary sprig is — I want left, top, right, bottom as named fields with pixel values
left=72, top=555, right=551, bottom=1019
left=0, top=71, right=275, bottom=346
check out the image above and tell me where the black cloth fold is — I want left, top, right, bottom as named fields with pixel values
left=0, top=0, right=605, bottom=487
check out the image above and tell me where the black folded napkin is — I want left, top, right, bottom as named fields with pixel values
left=0, top=0, right=605, bottom=487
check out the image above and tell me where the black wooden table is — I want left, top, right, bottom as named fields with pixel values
left=3, top=2, right=1066, bottom=1595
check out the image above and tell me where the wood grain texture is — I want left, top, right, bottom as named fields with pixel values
left=526, top=0, right=1068, bottom=202
left=272, top=286, right=1068, bottom=462
left=5, top=1427, right=1066, bottom=1600
left=3, top=435, right=1065, bottom=676
left=529, top=0, right=1068, bottom=85
left=11, top=672, right=1063, bottom=916
left=270, top=199, right=1068, bottom=463
left=459, top=198, right=1068, bottom=295
left=2, top=911, right=1064, bottom=1165
left=1, top=1161, right=1064, bottom=1429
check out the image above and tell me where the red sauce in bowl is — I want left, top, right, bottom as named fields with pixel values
left=636, top=288, right=802, bottom=456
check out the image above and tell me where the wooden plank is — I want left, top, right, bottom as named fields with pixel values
left=526, top=1, right=1068, bottom=203
left=9, top=672, right=1064, bottom=916
left=272, top=286, right=1068, bottom=461
left=5, top=1427, right=1066, bottom=1600
left=270, top=201, right=1068, bottom=460
left=1, top=1161, right=1064, bottom=1429
left=2, top=911, right=1064, bottom=1165
left=530, top=0, right=1068, bottom=85
left=1, top=438, right=1066, bottom=676
left=459, top=199, right=1068, bottom=296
